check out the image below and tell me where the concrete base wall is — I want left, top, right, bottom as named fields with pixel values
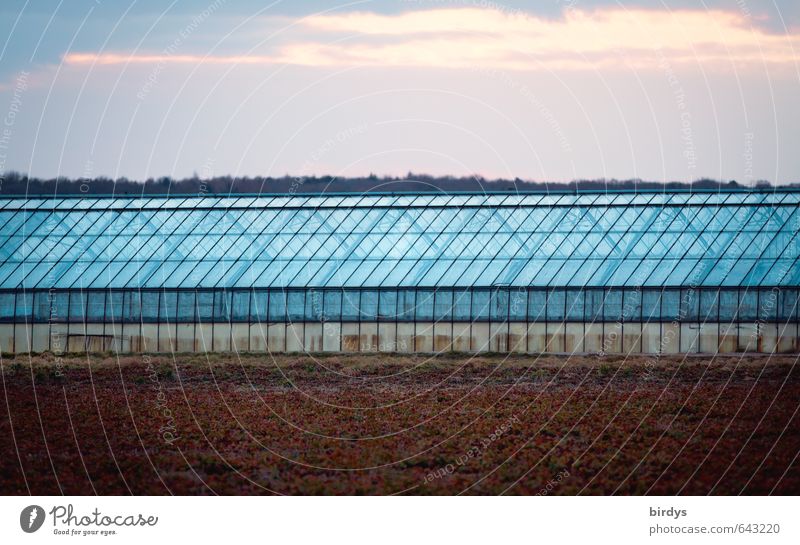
left=1, top=321, right=797, bottom=355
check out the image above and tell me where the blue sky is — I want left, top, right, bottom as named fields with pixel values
left=1, top=0, right=798, bottom=183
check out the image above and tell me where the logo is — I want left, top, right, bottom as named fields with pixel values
left=20, top=505, right=45, bottom=533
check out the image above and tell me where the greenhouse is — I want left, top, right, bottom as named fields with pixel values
left=0, top=190, right=798, bottom=355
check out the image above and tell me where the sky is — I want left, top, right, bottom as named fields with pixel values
left=0, top=0, right=798, bottom=184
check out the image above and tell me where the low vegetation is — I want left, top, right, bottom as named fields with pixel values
left=1, top=353, right=797, bottom=494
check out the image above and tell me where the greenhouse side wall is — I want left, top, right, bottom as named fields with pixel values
left=1, top=320, right=798, bottom=355
left=1, top=287, right=798, bottom=355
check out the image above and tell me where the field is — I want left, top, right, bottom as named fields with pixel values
left=1, top=352, right=798, bottom=495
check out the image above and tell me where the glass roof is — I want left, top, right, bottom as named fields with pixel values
left=0, top=191, right=798, bottom=289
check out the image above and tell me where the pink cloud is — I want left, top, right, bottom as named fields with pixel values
left=62, top=7, right=800, bottom=71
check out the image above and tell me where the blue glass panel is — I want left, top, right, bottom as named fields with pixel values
left=738, top=289, right=758, bottom=320
left=742, top=260, right=775, bottom=287
left=14, top=292, right=33, bottom=320
left=642, top=289, right=661, bottom=321
left=378, top=290, right=397, bottom=320
left=434, top=289, right=453, bottom=321
left=416, top=290, right=434, bottom=320
left=141, top=292, right=159, bottom=322
left=564, top=289, right=584, bottom=320
left=622, top=289, right=642, bottom=321
left=33, top=291, right=50, bottom=322
left=285, top=290, right=304, bottom=321
left=87, top=291, right=106, bottom=321
left=699, top=289, right=719, bottom=319
left=341, top=290, right=360, bottom=321
left=453, top=289, right=471, bottom=320
left=177, top=292, right=195, bottom=322
left=719, top=289, right=738, bottom=321
left=778, top=289, right=797, bottom=321
left=397, top=290, right=415, bottom=321
left=528, top=290, right=546, bottom=321
left=122, top=291, right=139, bottom=323
left=304, top=289, right=323, bottom=322
left=155, top=291, right=175, bottom=322
left=583, top=289, right=602, bottom=321
left=664, top=259, right=700, bottom=286
left=661, top=289, right=681, bottom=321
left=680, top=289, right=699, bottom=321
left=547, top=289, right=565, bottom=321
left=758, top=289, right=778, bottom=321
left=360, top=290, right=379, bottom=320
left=231, top=291, right=250, bottom=322
left=196, top=291, right=214, bottom=322
left=105, top=291, right=123, bottom=322
left=323, top=290, right=342, bottom=321
left=509, top=288, right=527, bottom=320
left=51, top=291, right=69, bottom=322
left=761, top=260, right=796, bottom=286
left=490, top=289, right=509, bottom=321
left=603, top=289, right=622, bottom=321
left=566, top=259, right=602, bottom=287
left=69, top=291, right=87, bottom=322
left=471, top=290, right=490, bottom=321
left=250, top=290, right=268, bottom=321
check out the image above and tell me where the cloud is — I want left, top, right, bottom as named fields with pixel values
left=63, top=7, right=799, bottom=71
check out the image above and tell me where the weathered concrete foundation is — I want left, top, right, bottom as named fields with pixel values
left=0, top=321, right=797, bottom=355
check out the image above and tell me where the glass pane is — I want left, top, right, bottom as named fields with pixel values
left=585, top=289, right=604, bottom=321
left=738, top=290, right=758, bottom=321
left=490, top=289, right=509, bottom=321
left=434, top=290, right=453, bottom=321
left=472, top=290, right=490, bottom=321
left=547, top=289, right=565, bottom=321
left=453, top=289, right=471, bottom=321
left=177, top=292, right=195, bottom=322
left=323, top=291, right=341, bottom=321
left=69, top=291, right=87, bottom=322
left=758, top=289, right=777, bottom=321
left=196, top=291, right=214, bottom=322
left=659, top=289, right=679, bottom=321
left=15, top=292, right=33, bottom=320
left=378, top=290, right=397, bottom=320
left=107, top=291, right=123, bottom=322
left=341, top=291, right=360, bottom=321
left=87, top=291, right=106, bottom=321
left=565, top=289, right=584, bottom=321
left=778, top=289, right=797, bottom=321
left=642, top=289, right=661, bottom=321
left=603, top=289, right=622, bottom=321
left=124, top=291, right=142, bottom=323
left=159, top=291, right=178, bottom=322
left=360, top=290, right=379, bottom=320
left=231, top=291, right=250, bottom=322
left=528, top=290, right=546, bottom=321
left=416, top=290, right=434, bottom=321
left=305, top=289, right=323, bottom=322
left=397, top=290, right=415, bottom=321
left=622, top=289, right=642, bottom=321
left=33, top=291, right=51, bottom=322
left=251, top=290, right=268, bottom=321
left=699, top=289, right=719, bottom=320
left=286, top=290, right=304, bottom=321
left=719, top=289, right=738, bottom=321
left=509, top=288, right=527, bottom=321
left=141, top=292, right=159, bottom=322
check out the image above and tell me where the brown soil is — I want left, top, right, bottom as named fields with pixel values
left=1, top=352, right=798, bottom=495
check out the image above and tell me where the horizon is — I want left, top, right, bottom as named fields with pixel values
left=2, top=171, right=799, bottom=197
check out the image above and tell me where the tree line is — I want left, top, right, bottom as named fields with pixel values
left=0, top=171, right=788, bottom=195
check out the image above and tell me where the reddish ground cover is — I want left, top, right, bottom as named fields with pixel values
left=1, top=353, right=798, bottom=495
